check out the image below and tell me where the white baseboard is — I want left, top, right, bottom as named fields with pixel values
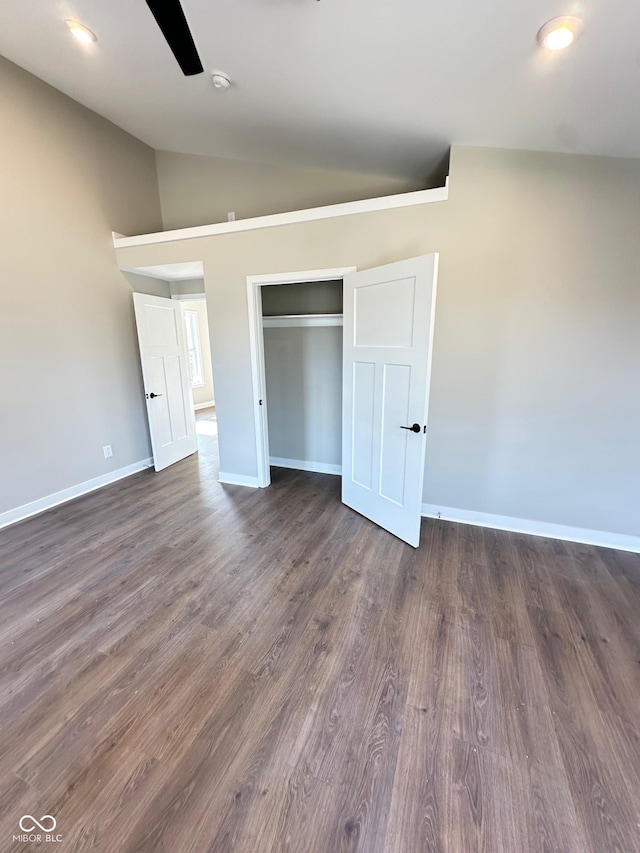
left=218, top=471, right=261, bottom=488
left=0, top=458, right=154, bottom=531
left=421, top=504, right=640, bottom=554
left=194, top=401, right=215, bottom=411
left=270, top=457, right=342, bottom=476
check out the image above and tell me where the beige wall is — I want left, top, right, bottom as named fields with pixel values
left=169, top=278, right=206, bottom=297
left=431, top=146, right=640, bottom=535
left=122, top=271, right=170, bottom=298
left=156, top=150, right=422, bottom=230
left=264, top=325, right=342, bottom=468
left=117, top=145, right=640, bottom=538
left=0, top=57, right=162, bottom=515
left=116, top=202, right=446, bottom=491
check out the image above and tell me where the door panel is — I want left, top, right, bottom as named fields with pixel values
left=380, top=363, right=411, bottom=506
left=147, top=357, right=173, bottom=447
left=342, top=255, right=439, bottom=547
left=133, top=293, right=197, bottom=472
left=147, top=303, right=180, bottom=347
left=165, top=355, right=189, bottom=440
left=351, top=361, right=376, bottom=489
left=354, top=276, right=416, bottom=348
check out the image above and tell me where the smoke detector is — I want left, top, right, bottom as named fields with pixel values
left=211, top=72, right=231, bottom=90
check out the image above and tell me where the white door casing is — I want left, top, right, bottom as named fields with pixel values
left=133, top=293, right=197, bottom=472
left=341, top=254, right=439, bottom=547
left=246, top=267, right=357, bottom=488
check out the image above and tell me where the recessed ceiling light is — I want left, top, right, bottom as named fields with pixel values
left=211, top=72, right=231, bottom=90
left=537, top=16, right=583, bottom=50
left=65, top=20, right=97, bottom=45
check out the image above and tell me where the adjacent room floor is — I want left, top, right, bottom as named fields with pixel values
left=0, top=408, right=638, bottom=852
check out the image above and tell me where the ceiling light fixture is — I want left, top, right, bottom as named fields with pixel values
left=211, top=72, right=231, bottom=90
left=537, top=16, right=583, bottom=50
left=65, top=20, right=97, bottom=44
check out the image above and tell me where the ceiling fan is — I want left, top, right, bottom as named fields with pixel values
left=145, top=0, right=204, bottom=76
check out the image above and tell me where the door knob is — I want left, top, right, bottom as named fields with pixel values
left=400, top=423, right=421, bottom=433
left=148, top=392, right=163, bottom=399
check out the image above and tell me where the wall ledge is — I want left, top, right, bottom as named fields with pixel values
left=113, top=186, right=448, bottom=249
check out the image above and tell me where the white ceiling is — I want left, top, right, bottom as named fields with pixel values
left=1, top=0, right=639, bottom=180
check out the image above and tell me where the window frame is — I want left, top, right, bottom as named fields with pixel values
left=184, top=309, right=205, bottom=388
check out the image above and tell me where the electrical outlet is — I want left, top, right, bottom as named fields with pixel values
left=103, top=445, right=113, bottom=459
left=227, top=211, right=236, bottom=222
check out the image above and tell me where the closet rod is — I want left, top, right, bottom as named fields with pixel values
left=262, top=314, right=343, bottom=328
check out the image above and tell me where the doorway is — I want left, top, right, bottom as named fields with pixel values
left=176, top=297, right=216, bottom=413
left=263, top=279, right=345, bottom=482
left=130, top=261, right=216, bottom=473
left=170, top=293, right=217, bottom=461
left=247, top=257, right=439, bottom=547
left=247, top=268, right=356, bottom=488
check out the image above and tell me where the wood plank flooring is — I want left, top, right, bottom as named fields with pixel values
left=0, top=408, right=639, bottom=852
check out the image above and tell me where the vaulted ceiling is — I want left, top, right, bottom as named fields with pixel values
left=1, top=0, right=638, bottom=180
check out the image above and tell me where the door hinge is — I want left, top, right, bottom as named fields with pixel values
left=259, top=399, right=263, bottom=406
left=423, top=425, right=427, bottom=434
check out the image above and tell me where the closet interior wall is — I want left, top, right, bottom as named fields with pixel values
left=262, top=280, right=343, bottom=475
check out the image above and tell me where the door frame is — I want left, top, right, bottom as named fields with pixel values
left=247, top=267, right=356, bottom=488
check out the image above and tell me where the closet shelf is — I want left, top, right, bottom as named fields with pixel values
left=262, top=313, right=343, bottom=328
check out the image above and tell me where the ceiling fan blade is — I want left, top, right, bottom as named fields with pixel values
left=145, top=0, right=204, bottom=76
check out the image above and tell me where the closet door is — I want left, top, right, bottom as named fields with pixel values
left=341, top=255, right=438, bottom=547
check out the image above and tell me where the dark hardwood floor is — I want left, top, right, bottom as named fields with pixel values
left=1, top=408, right=639, bottom=852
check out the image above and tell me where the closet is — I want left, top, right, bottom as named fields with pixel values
left=261, top=280, right=343, bottom=475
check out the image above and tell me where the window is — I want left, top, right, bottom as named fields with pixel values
left=184, top=310, right=204, bottom=387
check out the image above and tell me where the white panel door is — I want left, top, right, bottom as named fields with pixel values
left=342, top=255, right=438, bottom=547
left=133, top=293, right=197, bottom=472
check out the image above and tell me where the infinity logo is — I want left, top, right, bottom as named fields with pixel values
left=19, top=815, right=57, bottom=832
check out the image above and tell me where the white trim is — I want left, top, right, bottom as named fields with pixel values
left=113, top=187, right=448, bottom=249
left=171, top=293, right=206, bottom=301
left=247, top=277, right=271, bottom=489
left=218, top=471, right=261, bottom=488
left=247, top=267, right=356, bottom=489
left=248, top=268, right=355, bottom=286
left=0, top=458, right=154, bottom=531
left=421, top=504, right=640, bottom=554
left=194, top=401, right=215, bottom=411
left=270, top=457, right=342, bottom=476
left=128, top=261, right=204, bottom=281
left=262, top=314, right=343, bottom=329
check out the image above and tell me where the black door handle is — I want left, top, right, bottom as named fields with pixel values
left=148, top=392, right=163, bottom=399
left=400, top=423, right=421, bottom=433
